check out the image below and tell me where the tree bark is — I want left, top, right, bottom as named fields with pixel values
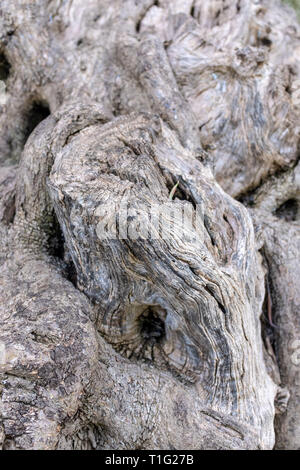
left=0, top=0, right=299, bottom=450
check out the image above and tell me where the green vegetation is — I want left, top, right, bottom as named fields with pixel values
left=282, top=0, right=300, bottom=21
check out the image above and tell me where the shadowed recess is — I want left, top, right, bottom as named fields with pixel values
left=275, top=198, right=298, bottom=222
left=139, top=306, right=166, bottom=343
left=23, top=101, right=51, bottom=143
left=0, top=52, right=11, bottom=81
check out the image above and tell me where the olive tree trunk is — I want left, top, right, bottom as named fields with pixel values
left=0, top=0, right=299, bottom=450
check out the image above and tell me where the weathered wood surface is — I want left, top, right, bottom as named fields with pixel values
left=0, top=0, right=299, bottom=449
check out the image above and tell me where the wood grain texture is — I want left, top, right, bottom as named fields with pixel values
left=0, top=0, right=299, bottom=449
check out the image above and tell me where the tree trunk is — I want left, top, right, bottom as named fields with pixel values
left=0, top=0, right=299, bottom=450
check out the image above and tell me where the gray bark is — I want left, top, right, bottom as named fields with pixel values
left=0, top=0, right=299, bottom=450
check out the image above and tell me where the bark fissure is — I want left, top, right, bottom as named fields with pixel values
left=0, top=0, right=299, bottom=450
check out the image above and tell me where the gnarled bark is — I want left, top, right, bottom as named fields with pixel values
left=0, top=0, right=299, bottom=450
